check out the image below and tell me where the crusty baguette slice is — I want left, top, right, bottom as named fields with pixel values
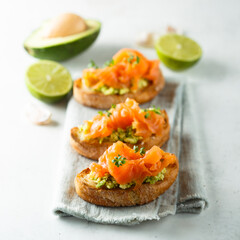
left=70, top=111, right=170, bottom=160
left=75, top=160, right=179, bottom=207
left=73, top=71, right=164, bottom=109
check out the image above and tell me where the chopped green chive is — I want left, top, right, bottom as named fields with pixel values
left=133, top=145, right=139, bottom=153
left=111, top=104, right=116, bottom=109
left=133, top=56, right=140, bottom=65
left=127, top=54, right=134, bottom=63
left=127, top=54, right=140, bottom=65
left=140, top=147, right=146, bottom=156
left=144, top=112, right=150, bottom=119
left=98, top=109, right=112, bottom=117
left=104, top=59, right=114, bottom=67
left=136, top=56, right=140, bottom=64
left=142, top=106, right=162, bottom=116
left=88, top=60, right=98, bottom=69
left=149, top=106, right=162, bottom=115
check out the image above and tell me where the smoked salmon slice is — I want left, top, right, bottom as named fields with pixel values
left=90, top=141, right=177, bottom=187
left=82, top=98, right=168, bottom=140
left=82, top=48, right=162, bottom=91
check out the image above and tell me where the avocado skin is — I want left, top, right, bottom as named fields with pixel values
left=24, top=29, right=100, bottom=61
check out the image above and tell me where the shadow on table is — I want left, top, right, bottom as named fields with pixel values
left=189, top=57, right=228, bottom=81
left=62, top=43, right=126, bottom=74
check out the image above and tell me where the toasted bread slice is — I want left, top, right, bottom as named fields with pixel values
left=75, top=160, right=179, bottom=207
left=70, top=111, right=170, bottom=160
left=73, top=72, right=164, bottom=109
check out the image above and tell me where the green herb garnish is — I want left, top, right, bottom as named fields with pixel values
left=104, top=59, right=114, bottom=67
left=127, top=54, right=140, bottom=65
left=150, top=105, right=162, bottom=115
left=133, top=145, right=139, bottom=153
left=88, top=60, right=98, bottom=69
left=112, top=154, right=126, bottom=167
left=98, top=109, right=112, bottom=117
left=144, top=112, right=150, bottom=119
left=111, top=104, right=116, bottom=109
left=127, top=54, right=134, bottom=63
left=142, top=106, right=162, bottom=117
left=136, top=56, right=140, bottom=64
left=133, top=56, right=140, bottom=66
left=139, top=147, right=146, bottom=156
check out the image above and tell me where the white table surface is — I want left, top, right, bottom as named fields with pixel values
left=1, top=0, right=240, bottom=239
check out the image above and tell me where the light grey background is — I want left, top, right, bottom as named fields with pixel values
left=0, top=0, right=239, bottom=239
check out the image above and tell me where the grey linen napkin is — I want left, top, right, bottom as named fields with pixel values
left=177, top=83, right=208, bottom=213
left=53, top=81, right=208, bottom=225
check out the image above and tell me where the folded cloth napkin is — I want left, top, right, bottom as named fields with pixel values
left=177, top=83, right=208, bottom=213
left=53, top=81, right=208, bottom=225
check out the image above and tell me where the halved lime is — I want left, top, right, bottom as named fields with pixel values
left=155, top=34, right=202, bottom=71
left=25, top=60, right=72, bottom=103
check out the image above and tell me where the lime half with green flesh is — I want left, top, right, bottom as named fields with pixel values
left=155, top=34, right=202, bottom=71
left=25, top=60, right=72, bottom=103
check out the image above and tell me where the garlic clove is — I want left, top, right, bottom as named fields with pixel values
left=136, top=32, right=156, bottom=48
left=25, top=102, right=52, bottom=125
left=136, top=26, right=184, bottom=48
left=165, top=25, right=184, bottom=35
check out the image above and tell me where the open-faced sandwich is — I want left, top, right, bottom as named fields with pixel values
left=74, top=48, right=164, bottom=109
left=71, top=98, right=170, bottom=160
left=75, top=141, right=179, bottom=207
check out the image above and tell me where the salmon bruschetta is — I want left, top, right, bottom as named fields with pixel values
left=70, top=98, right=170, bottom=160
left=75, top=141, right=179, bottom=207
left=74, top=48, right=164, bottom=109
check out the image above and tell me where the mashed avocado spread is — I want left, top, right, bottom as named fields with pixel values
left=89, top=168, right=166, bottom=189
left=96, top=78, right=149, bottom=95
left=100, top=126, right=141, bottom=144
left=78, top=125, right=142, bottom=144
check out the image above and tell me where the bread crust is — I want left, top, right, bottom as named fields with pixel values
left=73, top=71, right=165, bottom=109
left=74, top=159, right=179, bottom=207
left=70, top=111, right=170, bottom=160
